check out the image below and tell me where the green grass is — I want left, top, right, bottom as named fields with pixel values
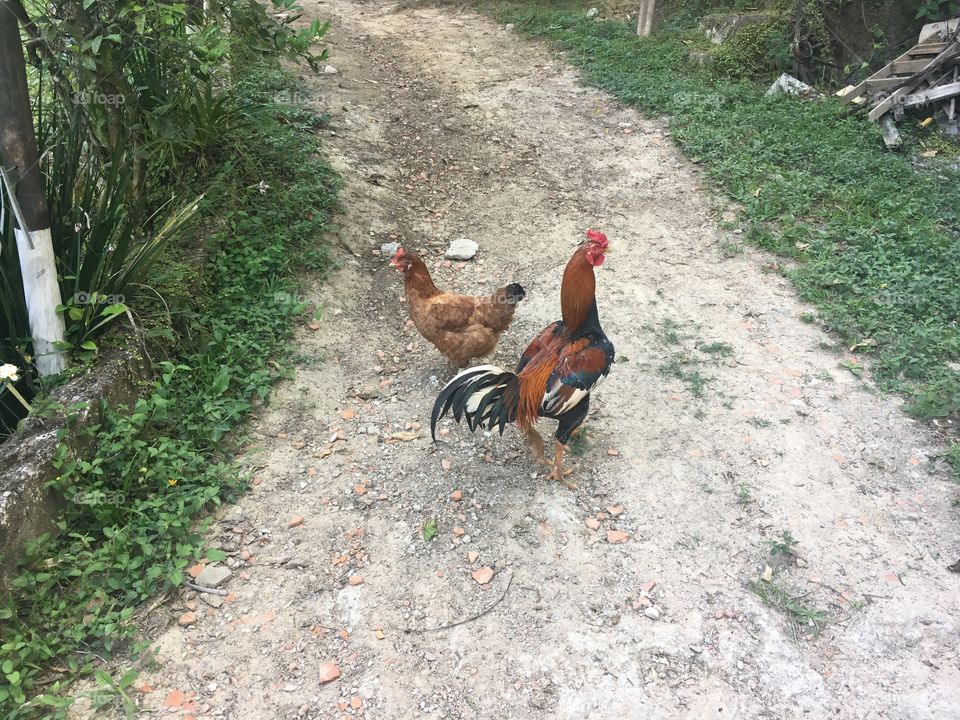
left=489, top=2, right=960, bottom=479
left=0, top=60, right=338, bottom=717
left=748, top=579, right=830, bottom=634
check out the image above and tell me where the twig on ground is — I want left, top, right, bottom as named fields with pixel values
left=397, top=570, right=515, bottom=634
left=185, top=581, right=229, bottom=597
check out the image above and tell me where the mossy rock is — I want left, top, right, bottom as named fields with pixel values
left=708, top=16, right=792, bottom=81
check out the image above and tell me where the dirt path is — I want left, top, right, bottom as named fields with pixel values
left=120, top=2, right=959, bottom=718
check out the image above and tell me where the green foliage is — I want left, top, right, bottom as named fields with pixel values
left=490, top=3, right=960, bottom=428
left=748, top=579, right=830, bottom=633
left=0, top=58, right=338, bottom=717
left=710, top=18, right=791, bottom=80
left=1, top=0, right=330, bottom=432
left=767, top=530, right=799, bottom=557
left=915, top=0, right=957, bottom=21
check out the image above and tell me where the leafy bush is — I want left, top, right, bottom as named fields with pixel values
left=0, top=52, right=337, bottom=720
left=0, top=0, right=329, bottom=432
left=710, top=18, right=792, bottom=80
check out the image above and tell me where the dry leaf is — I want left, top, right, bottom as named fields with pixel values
left=389, top=431, right=420, bottom=441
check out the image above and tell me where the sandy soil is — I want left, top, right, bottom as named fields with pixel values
left=93, top=2, right=960, bottom=718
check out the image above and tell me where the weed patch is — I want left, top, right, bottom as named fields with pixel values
left=0, top=61, right=337, bottom=717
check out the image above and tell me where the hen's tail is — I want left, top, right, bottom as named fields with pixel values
left=504, top=283, right=526, bottom=303
left=431, top=364, right=520, bottom=441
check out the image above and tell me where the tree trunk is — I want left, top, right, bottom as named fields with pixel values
left=0, top=2, right=67, bottom=376
left=637, top=0, right=656, bottom=37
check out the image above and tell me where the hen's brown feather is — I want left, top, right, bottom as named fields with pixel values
left=401, top=253, right=523, bottom=368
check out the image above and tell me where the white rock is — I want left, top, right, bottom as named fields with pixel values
left=444, top=238, right=479, bottom=260
left=586, top=7, right=599, bottom=18
left=644, top=606, right=660, bottom=620
left=323, top=65, right=339, bottom=75
left=766, top=73, right=816, bottom=98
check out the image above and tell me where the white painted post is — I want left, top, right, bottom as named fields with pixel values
left=14, top=226, right=67, bottom=375
left=637, top=0, right=656, bottom=37
left=0, top=6, right=68, bottom=377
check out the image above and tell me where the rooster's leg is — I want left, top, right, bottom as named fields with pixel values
left=546, top=441, right=576, bottom=490
left=524, top=426, right=547, bottom=464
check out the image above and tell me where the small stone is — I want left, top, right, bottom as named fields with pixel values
left=452, top=526, right=465, bottom=537
left=633, top=596, right=653, bottom=609
left=450, top=490, right=463, bottom=501
left=467, top=551, right=479, bottom=563
left=644, top=606, right=660, bottom=620
left=195, top=564, right=232, bottom=588
left=441, top=459, right=453, bottom=471
left=639, top=580, right=656, bottom=593
left=607, top=530, right=630, bottom=544
left=323, top=65, right=339, bottom=75
left=318, top=663, right=341, bottom=684
left=472, top=567, right=495, bottom=584
left=585, top=517, right=601, bottom=530
left=349, top=575, right=364, bottom=586
left=607, top=505, right=624, bottom=517
left=239, top=549, right=252, bottom=561
left=444, top=238, right=479, bottom=261
left=340, top=409, right=356, bottom=420
left=354, top=484, right=368, bottom=496
left=288, top=515, right=305, bottom=528
left=586, top=7, right=599, bottom=18
left=187, top=563, right=205, bottom=578
left=351, top=697, right=363, bottom=710
left=201, top=593, right=223, bottom=608
left=607, top=448, right=620, bottom=456
left=178, top=612, right=197, bottom=626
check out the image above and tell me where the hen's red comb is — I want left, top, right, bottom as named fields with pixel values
left=586, top=229, right=608, bottom=246
left=392, top=246, right=405, bottom=259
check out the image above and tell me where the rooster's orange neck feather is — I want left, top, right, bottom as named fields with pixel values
left=560, top=248, right=596, bottom=331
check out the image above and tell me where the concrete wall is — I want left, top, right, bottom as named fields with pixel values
left=0, top=333, right=147, bottom=584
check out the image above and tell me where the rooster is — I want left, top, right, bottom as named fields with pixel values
left=390, top=247, right=526, bottom=369
left=430, top=230, right=614, bottom=486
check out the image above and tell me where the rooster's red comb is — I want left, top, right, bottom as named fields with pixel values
left=392, top=246, right=405, bottom=259
left=586, top=229, right=608, bottom=247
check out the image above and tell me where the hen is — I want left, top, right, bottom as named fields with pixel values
left=430, top=230, right=614, bottom=486
left=390, top=247, right=526, bottom=368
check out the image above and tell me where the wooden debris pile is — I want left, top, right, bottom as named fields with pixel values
left=839, top=18, right=960, bottom=145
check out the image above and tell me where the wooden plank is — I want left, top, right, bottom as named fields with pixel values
left=869, top=44, right=960, bottom=121
left=838, top=81, right=868, bottom=103
left=879, top=115, right=902, bottom=148
left=902, top=81, right=960, bottom=108
left=907, top=42, right=948, bottom=56
left=890, top=58, right=957, bottom=74
left=636, top=0, right=656, bottom=37
left=865, top=77, right=914, bottom=90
